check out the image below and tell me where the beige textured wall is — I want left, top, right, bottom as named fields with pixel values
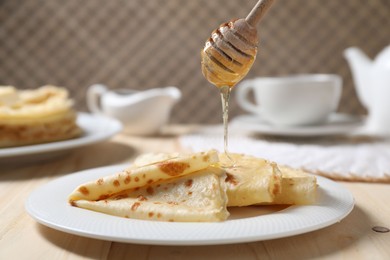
left=1, top=0, right=389, bottom=123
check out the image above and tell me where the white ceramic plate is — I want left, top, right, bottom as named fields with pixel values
left=0, top=113, right=122, bottom=159
left=231, top=113, right=363, bottom=137
left=25, top=164, right=354, bottom=245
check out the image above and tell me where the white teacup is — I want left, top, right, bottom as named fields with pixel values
left=236, top=74, right=342, bottom=126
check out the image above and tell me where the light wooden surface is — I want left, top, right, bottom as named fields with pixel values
left=1, top=126, right=389, bottom=260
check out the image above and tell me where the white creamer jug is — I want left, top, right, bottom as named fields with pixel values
left=87, top=84, right=181, bottom=135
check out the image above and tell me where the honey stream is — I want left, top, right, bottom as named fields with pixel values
left=220, top=85, right=235, bottom=167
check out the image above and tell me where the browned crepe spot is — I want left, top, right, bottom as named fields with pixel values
left=113, top=194, right=128, bottom=200
left=185, top=179, right=193, bottom=188
left=137, top=195, right=148, bottom=201
left=78, top=186, right=89, bottom=195
left=98, top=194, right=110, bottom=200
left=124, top=175, right=131, bottom=184
left=146, top=187, right=154, bottom=195
left=272, top=174, right=281, bottom=195
left=131, top=202, right=141, bottom=211
left=225, top=173, right=238, bottom=185
left=157, top=161, right=190, bottom=176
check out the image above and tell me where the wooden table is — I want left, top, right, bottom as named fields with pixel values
left=1, top=126, right=389, bottom=259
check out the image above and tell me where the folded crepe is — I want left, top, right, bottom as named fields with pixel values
left=219, top=153, right=282, bottom=207
left=69, top=150, right=317, bottom=222
left=132, top=153, right=317, bottom=206
left=71, top=167, right=229, bottom=222
left=132, top=152, right=285, bottom=207
left=69, top=150, right=230, bottom=222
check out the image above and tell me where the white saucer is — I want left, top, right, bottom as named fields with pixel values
left=231, top=113, right=364, bottom=137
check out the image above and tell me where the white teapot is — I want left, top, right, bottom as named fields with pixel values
left=87, top=84, right=181, bottom=135
left=344, top=45, right=390, bottom=136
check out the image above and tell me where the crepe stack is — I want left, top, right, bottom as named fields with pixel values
left=0, top=85, right=81, bottom=147
left=69, top=150, right=317, bottom=222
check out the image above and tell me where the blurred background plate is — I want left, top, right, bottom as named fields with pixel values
left=0, top=113, right=122, bottom=163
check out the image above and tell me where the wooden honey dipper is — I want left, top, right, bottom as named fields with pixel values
left=201, top=0, right=275, bottom=88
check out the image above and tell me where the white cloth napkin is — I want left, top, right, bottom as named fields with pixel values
left=179, top=126, right=390, bottom=183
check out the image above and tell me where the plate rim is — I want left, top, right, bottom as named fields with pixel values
left=25, top=164, right=355, bottom=246
left=0, top=112, right=122, bottom=158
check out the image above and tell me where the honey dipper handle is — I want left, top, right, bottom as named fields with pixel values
left=245, top=0, right=275, bottom=27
